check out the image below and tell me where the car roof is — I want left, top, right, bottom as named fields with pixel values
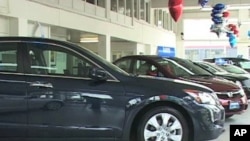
left=0, top=36, right=69, bottom=43
left=204, top=57, right=250, bottom=62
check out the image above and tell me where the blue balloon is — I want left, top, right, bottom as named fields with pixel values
left=230, top=42, right=236, bottom=47
left=211, top=13, right=223, bottom=18
left=199, top=0, right=209, bottom=7
left=212, top=17, right=223, bottom=24
left=213, top=3, right=225, bottom=10
left=212, top=9, right=223, bottom=14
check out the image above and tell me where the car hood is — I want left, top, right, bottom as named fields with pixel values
left=180, top=75, right=240, bottom=92
left=134, top=75, right=214, bottom=93
left=215, top=73, right=249, bottom=81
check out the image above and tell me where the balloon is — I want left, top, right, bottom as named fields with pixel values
left=234, top=30, right=239, bottom=35
left=168, top=0, right=183, bottom=22
left=198, top=0, right=209, bottom=7
left=212, top=9, right=224, bottom=14
left=169, top=0, right=182, bottom=6
left=211, top=13, right=223, bottom=18
left=223, top=11, right=230, bottom=17
left=212, top=17, right=223, bottom=24
left=213, top=3, right=226, bottom=10
left=227, top=32, right=237, bottom=47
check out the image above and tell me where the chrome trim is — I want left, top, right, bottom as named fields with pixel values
left=0, top=72, right=25, bottom=75
left=24, top=73, right=119, bottom=82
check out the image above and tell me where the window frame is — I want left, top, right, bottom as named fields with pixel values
left=0, top=41, right=25, bottom=74
left=22, top=42, right=117, bottom=81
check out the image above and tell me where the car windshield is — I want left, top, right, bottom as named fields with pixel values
left=204, top=63, right=228, bottom=73
left=239, top=61, right=250, bottom=69
left=155, top=58, right=212, bottom=77
left=218, top=65, right=249, bottom=74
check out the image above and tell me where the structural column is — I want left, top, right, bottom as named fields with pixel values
left=9, top=17, right=28, bottom=36
left=98, top=34, right=111, bottom=61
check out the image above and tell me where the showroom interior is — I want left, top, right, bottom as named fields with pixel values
left=0, top=0, right=249, bottom=62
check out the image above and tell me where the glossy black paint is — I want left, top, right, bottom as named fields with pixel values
left=113, top=55, right=248, bottom=116
left=0, top=37, right=224, bottom=141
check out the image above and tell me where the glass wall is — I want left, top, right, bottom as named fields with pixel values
left=140, top=0, right=145, bottom=20
left=111, top=0, right=117, bottom=12
left=126, top=0, right=132, bottom=17
left=86, top=0, right=105, bottom=8
left=134, top=0, right=138, bottom=18
left=185, top=49, right=225, bottom=61
left=110, top=0, right=150, bottom=22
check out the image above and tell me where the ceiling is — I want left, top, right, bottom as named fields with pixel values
left=152, top=0, right=250, bottom=10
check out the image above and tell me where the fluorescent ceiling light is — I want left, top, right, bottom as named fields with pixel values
left=80, top=37, right=99, bottom=43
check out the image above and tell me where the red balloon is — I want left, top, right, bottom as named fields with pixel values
left=234, top=29, right=239, bottom=35
left=168, top=0, right=183, bottom=22
left=168, top=0, right=183, bottom=6
left=223, top=11, right=230, bottom=17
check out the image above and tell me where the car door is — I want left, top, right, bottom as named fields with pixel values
left=0, top=42, right=28, bottom=138
left=24, top=42, right=126, bottom=140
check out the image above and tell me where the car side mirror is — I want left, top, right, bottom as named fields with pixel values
left=88, top=67, right=108, bottom=81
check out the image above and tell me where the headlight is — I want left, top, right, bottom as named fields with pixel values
left=184, top=89, right=218, bottom=105
left=235, top=81, right=243, bottom=89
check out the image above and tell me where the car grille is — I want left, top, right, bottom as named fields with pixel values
left=215, top=91, right=243, bottom=99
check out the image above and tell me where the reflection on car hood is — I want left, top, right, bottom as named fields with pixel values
left=215, top=73, right=249, bottom=81
left=180, top=76, right=240, bottom=92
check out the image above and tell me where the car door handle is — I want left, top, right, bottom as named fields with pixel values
left=30, top=82, right=53, bottom=88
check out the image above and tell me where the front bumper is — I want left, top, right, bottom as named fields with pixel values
left=184, top=100, right=225, bottom=141
left=220, top=95, right=248, bottom=115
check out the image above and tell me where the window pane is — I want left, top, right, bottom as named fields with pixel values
left=27, top=43, right=96, bottom=78
left=97, top=0, right=105, bottom=8
left=0, top=43, right=18, bottom=72
left=118, top=0, right=125, bottom=14
left=86, top=0, right=95, bottom=4
left=115, top=59, right=131, bottom=72
left=126, top=0, right=132, bottom=17
left=111, top=0, right=117, bottom=12
left=134, top=0, right=138, bottom=18
left=140, top=0, right=144, bottom=20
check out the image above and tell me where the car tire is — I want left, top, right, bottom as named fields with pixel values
left=137, top=106, right=189, bottom=141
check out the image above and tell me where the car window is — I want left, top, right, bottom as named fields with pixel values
left=133, top=60, right=158, bottom=76
left=153, top=58, right=193, bottom=77
left=114, top=59, right=132, bottom=73
left=26, top=43, right=105, bottom=78
left=0, top=43, right=18, bottom=72
left=169, top=58, right=212, bottom=76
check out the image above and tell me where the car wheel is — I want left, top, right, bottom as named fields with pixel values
left=137, top=106, right=189, bottom=141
